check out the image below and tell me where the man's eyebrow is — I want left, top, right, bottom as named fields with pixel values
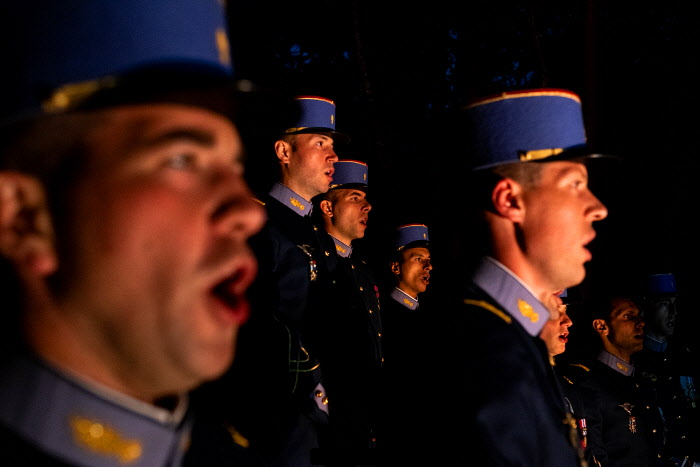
left=144, top=128, right=216, bottom=148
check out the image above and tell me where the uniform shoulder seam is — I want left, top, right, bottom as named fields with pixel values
left=463, top=299, right=512, bottom=324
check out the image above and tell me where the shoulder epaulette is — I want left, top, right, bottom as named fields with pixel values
left=225, top=424, right=250, bottom=448
left=568, top=363, right=590, bottom=372
left=463, top=299, right=512, bottom=324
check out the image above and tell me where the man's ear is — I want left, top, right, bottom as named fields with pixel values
left=0, top=171, right=57, bottom=276
left=274, top=140, right=292, bottom=164
left=390, top=260, right=400, bottom=275
left=592, top=319, right=608, bottom=335
left=492, top=178, right=523, bottom=221
left=319, top=199, right=333, bottom=218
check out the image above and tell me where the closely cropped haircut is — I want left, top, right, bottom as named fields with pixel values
left=0, top=111, right=106, bottom=300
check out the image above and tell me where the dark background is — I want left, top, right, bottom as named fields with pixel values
left=227, top=1, right=698, bottom=339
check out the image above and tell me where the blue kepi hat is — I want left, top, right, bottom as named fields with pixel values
left=283, top=96, right=349, bottom=143
left=645, top=273, right=678, bottom=297
left=394, top=224, right=430, bottom=251
left=464, top=88, right=606, bottom=170
left=1, top=0, right=234, bottom=124
left=330, top=160, right=368, bottom=189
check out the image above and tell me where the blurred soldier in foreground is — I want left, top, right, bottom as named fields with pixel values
left=0, top=1, right=265, bottom=465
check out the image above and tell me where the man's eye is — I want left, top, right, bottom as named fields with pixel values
left=167, top=153, right=196, bottom=169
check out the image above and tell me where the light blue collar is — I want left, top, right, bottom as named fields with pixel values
left=643, top=335, right=668, bottom=353
left=597, top=350, right=635, bottom=376
left=0, top=353, right=193, bottom=466
left=471, top=256, right=549, bottom=336
left=391, top=287, right=419, bottom=310
left=269, top=182, right=313, bottom=216
left=329, top=235, right=352, bottom=258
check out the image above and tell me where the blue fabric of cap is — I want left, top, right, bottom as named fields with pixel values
left=1, top=0, right=232, bottom=122
left=645, top=273, right=677, bottom=295
left=285, top=96, right=338, bottom=133
left=330, top=160, right=368, bottom=188
left=465, top=88, right=590, bottom=170
left=394, top=224, right=429, bottom=250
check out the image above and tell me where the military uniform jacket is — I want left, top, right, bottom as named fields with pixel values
left=378, top=289, right=440, bottom=460
left=557, top=364, right=602, bottom=466
left=0, top=351, right=256, bottom=467
left=562, top=353, right=665, bottom=467
left=213, top=186, right=331, bottom=466
left=634, top=340, right=699, bottom=466
left=432, top=257, right=580, bottom=466
left=304, top=232, right=384, bottom=451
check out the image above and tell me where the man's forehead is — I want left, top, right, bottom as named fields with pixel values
left=611, top=298, right=639, bottom=315
left=542, top=159, right=588, bottom=179
left=404, top=247, right=430, bottom=258
left=299, top=132, right=333, bottom=142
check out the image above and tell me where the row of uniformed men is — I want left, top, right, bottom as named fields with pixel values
left=0, top=1, right=665, bottom=466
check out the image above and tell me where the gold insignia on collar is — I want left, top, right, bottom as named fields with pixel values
left=70, top=415, right=142, bottom=463
left=616, top=362, right=629, bottom=372
left=335, top=244, right=346, bottom=254
left=403, top=298, right=414, bottom=307
left=518, top=299, right=539, bottom=323
left=290, top=198, right=305, bottom=210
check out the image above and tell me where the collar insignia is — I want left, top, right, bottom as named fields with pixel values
left=518, top=299, right=539, bottom=323
left=290, top=198, right=305, bottom=211
left=403, top=298, right=415, bottom=307
left=70, top=415, right=142, bottom=463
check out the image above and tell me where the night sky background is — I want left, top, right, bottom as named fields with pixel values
left=226, top=1, right=699, bottom=346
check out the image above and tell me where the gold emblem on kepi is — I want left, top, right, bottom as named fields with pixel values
left=215, top=28, right=231, bottom=65
left=517, top=299, right=539, bottom=323
left=70, top=415, right=142, bottom=463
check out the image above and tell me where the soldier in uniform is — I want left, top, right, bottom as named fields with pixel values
left=378, top=224, right=437, bottom=463
left=304, top=160, right=386, bottom=465
left=541, top=290, right=601, bottom=466
left=635, top=273, right=699, bottom=466
left=0, top=1, right=266, bottom=465
left=561, top=292, right=666, bottom=466
left=210, top=96, right=347, bottom=466
left=438, top=88, right=610, bottom=466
